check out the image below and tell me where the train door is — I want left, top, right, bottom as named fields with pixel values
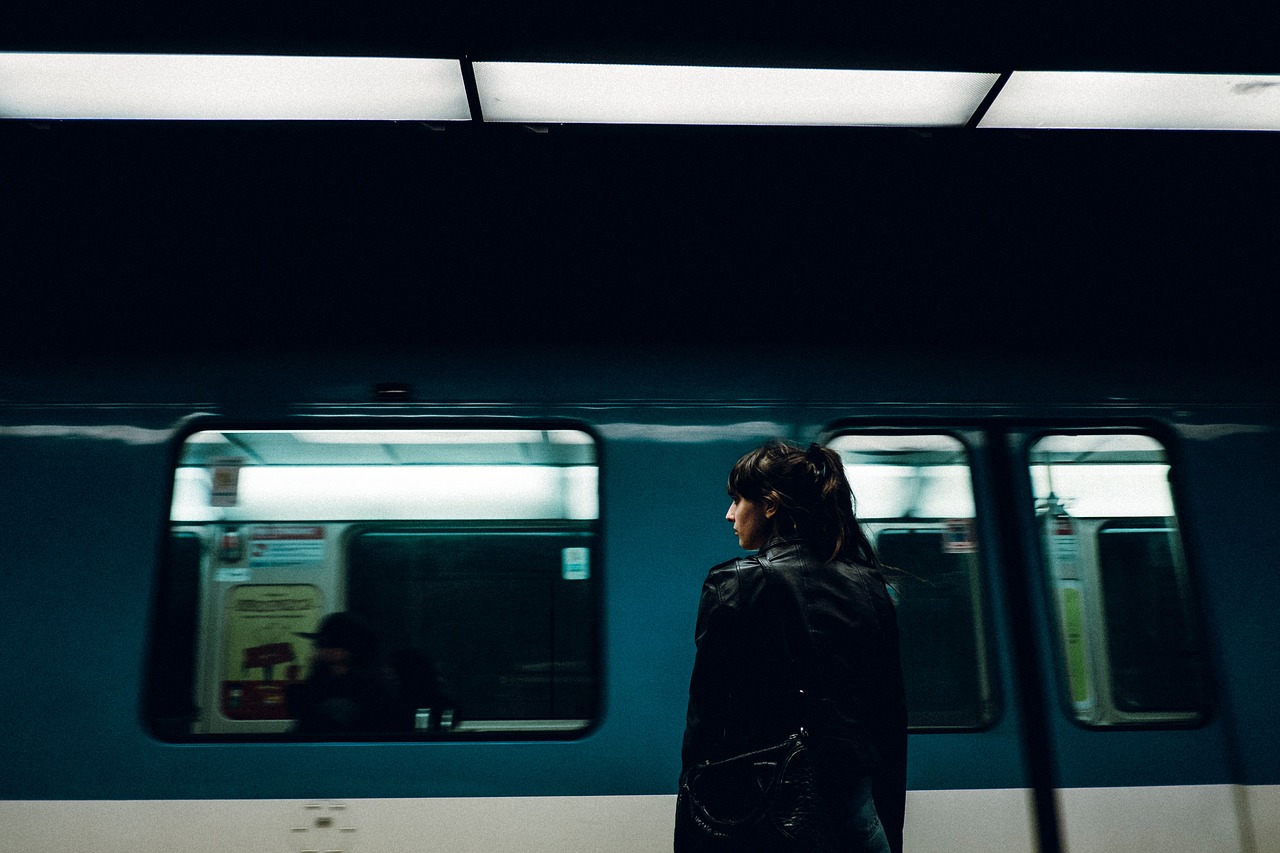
left=827, top=426, right=1245, bottom=853
left=1004, top=428, right=1243, bottom=853
left=827, top=431, right=1038, bottom=851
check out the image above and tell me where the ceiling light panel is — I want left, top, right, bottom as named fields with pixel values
left=979, top=71, right=1280, bottom=130
left=473, top=62, right=999, bottom=126
left=0, top=53, right=471, bottom=120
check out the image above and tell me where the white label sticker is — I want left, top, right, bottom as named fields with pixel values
left=562, top=547, right=590, bottom=580
left=210, top=456, right=245, bottom=507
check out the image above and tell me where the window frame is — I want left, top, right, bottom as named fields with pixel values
left=145, top=418, right=605, bottom=743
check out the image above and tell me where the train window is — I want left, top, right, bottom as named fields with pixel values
left=347, top=530, right=597, bottom=728
left=149, top=427, right=600, bottom=740
left=1030, top=433, right=1207, bottom=726
left=828, top=433, right=996, bottom=730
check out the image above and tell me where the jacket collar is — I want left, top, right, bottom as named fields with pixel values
left=757, top=534, right=807, bottom=558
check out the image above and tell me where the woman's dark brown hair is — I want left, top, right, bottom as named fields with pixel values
left=728, top=439, right=880, bottom=566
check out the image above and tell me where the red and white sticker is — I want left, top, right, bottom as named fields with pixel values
left=249, top=525, right=326, bottom=567
left=942, top=519, right=977, bottom=554
left=209, top=457, right=244, bottom=507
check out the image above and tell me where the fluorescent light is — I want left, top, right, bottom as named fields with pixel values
left=473, top=62, right=999, bottom=126
left=845, top=464, right=977, bottom=519
left=265, top=429, right=592, bottom=445
left=289, top=430, right=553, bottom=445
left=1030, top=465, right=1174, bottom=516
left=0, top=52, right=471, bottom=120
left=171, top=465, right=600, bottom=521
left=979, top=71, right=1280, bottom=130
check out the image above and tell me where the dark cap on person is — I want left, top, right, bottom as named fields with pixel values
left=297, top=612, right=378, bottom=661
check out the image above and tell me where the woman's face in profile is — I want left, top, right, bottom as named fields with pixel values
left=726, top=494, right=772, bottom=550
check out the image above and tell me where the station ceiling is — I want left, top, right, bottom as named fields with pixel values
left=1, top=1, right=1277, bottom=361
left=5, top=0, right=1277, bottom=74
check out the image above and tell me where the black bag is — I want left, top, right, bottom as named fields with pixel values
left=676, top=731, right=839, bottom=852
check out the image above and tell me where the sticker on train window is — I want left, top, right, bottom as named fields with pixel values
left=828, top=433, right=997, bottom=731
left=1029, top=433, right=1208, bottom=726
left=942, top=519, right=977, bottom=553
left=248, top=525, right=326, bottom=568
left=149, top=426, right=601, bottom=741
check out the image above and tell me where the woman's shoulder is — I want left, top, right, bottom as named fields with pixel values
left=705, top=553, right=766, bottom=580
left=701, top=554, right=767, bottom=605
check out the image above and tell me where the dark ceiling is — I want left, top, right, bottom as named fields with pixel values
left=2, top=1, right=1277, bottom=364
left=6, top=0, right=1280, bottom=73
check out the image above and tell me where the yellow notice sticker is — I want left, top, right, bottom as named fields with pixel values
left=1060, top=586, right=1090, bottom=705
left=221, top=584, right=322, bottom=719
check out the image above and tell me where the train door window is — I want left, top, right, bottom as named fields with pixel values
left=1029, top=433, right=1207, bottom=726
left=828, top=433, right=996, bottom=730
left=149, top=427, right=600, bottom=741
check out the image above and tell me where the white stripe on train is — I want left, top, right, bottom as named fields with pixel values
left=3, top=786, right=1274, bottom=853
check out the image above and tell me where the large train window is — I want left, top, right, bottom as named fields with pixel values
left=149, top=427, right=600, bottom=740
left=828, top=433, right=996, bottom=730
left=1030, top=433, right=1207, bottom=726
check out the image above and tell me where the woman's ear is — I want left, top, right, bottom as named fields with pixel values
left=763, top=497, right=778, bottom=519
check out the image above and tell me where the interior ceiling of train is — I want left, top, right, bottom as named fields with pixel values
left=2, top=0, right=1277, bottom=363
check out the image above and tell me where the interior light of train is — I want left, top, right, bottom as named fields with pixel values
left=829, top=434, right=976, bottom=519
left=171, top=464, right=600, bottom=521
left=830, top=434, right=971, bottom=457
left=1031, top=433, right=1167, bottom=456
left=288, top=429, right=592, bottom=444
left=471, top=62, right=1001, bottom=126
left=844, top=464, right=977, bottom=519
left=0, top=53, right=472, bottom=120
left=1030, top=464, right=1174, bottom=517
left=977, top=70, right=1280, bottom=130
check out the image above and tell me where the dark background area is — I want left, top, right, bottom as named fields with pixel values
left=2, top=0, right=1278, bottom=366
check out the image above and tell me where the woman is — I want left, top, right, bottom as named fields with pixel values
left=678, top=441, right=907, bottom=853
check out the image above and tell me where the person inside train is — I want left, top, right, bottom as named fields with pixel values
left=677, top=440, right=908, bottom=853
left=287, top=611, right=397, bottom=734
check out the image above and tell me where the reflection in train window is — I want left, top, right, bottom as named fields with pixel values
left=347, top=530, right=597, bottom=730
left=828, top=433, right=996, bottom=730
left=149, top=427, right=600, bottom=740
left=1030, top=433, right=1207, bottom=726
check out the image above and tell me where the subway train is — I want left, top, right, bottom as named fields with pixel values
left=1, top=342, right=1277, bottom=853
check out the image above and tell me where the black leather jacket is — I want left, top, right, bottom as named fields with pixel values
left=681, top=535, right=907, bottom=851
